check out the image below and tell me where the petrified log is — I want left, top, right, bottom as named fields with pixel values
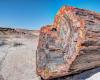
left=50, top=67, right=100, bottom=80
left=36, top=6, right=100, bottom=79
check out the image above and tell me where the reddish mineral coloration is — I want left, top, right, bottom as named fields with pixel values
left=36, top=5, right=100, bottom=79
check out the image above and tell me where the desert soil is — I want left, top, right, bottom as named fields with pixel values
left=0, top=36, right=41, bottom=80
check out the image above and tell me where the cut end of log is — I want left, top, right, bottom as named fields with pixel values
left=36, top=5, right=100, bottom=79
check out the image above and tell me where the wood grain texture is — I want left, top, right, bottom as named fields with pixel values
left=36, top=6, right=100, bottom=79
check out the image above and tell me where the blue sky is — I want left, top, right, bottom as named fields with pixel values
left=0, top=0, right=99, bottom=30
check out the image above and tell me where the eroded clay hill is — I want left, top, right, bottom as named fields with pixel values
left=0, top=27, right=39, bottom=38
left=36, top=6, right=100, bottom=79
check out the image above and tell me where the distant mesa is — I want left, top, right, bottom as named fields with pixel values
left=0, top=27, right=39, bottom=38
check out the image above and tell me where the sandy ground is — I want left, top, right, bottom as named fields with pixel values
left=0, top=37, right=40, bottom=80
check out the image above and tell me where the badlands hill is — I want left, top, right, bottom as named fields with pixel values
left=0, top=27, right=39, bottom=38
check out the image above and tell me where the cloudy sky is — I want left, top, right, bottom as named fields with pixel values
left=0, top=0, right=99, bottom=30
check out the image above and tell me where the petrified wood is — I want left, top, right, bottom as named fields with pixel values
left=36, top=6, right=100, bottom=79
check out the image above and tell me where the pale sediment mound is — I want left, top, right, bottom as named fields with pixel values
left=0, top=27, right=40, bottom=80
